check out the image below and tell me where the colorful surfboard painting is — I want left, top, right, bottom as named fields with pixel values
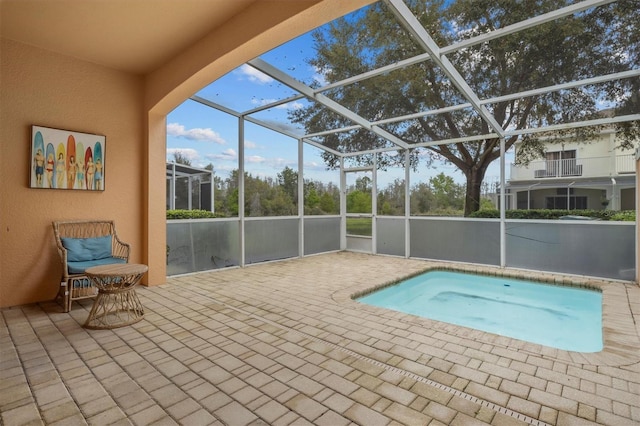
left=30, top=125, right=105, bottom=191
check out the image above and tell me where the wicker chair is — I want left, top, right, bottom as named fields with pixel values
left=53, top=220, right=130, bottom=312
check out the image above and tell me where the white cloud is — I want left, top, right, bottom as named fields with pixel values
left=167, top=122, right=226, bottom=144
left=244, top=141, right=258, bottom=149
left=238, top=64, right=273, bottom=84
left=246, top=155, right=265, bottom=164
left=303, top=160, right=326, bottom=171
left=206, top=148, right=237, bottom=161
left=268, top=157, right=290, bottom=168
left=251, top=98, right=277, bottom=106
left=246, top=156, right=295, bottom=169
left=212, top=164, right=236, bottom=174
left=284, top=101, right=304, bottom=110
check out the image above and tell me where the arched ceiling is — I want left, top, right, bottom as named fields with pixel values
left=1, top=0, right=281, bottom=74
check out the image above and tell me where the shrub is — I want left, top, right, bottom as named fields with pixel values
left=469, top=209, right=635, bottom=221
left=166, top=209, right=222, bottom=220
left=468, top=209, right=500, bottom=218
left=609, top=210, right=636, bottom=221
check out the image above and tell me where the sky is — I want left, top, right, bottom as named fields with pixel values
left=165, top=4, right=512, bottom=191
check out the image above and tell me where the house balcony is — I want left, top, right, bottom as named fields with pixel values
left=510, top=154, right=635, bottom=181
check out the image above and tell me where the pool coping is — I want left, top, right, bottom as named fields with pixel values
left=332, top=262, right=640, bottom=367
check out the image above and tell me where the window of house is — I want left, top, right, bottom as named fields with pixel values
left=545, top=195, right=587, bottom=209
left=545, top=150, right=576, bottom=161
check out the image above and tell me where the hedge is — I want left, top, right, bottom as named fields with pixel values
left=167, top=209, right=222, bottom=220
left=166, top=208, right=635, bottom=221
left=469, top=209, right=635, bottom=221
left=609, top=210, right=636, bottom=221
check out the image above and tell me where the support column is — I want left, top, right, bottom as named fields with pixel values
left=404, top=149, right=411, bottom=258
left=340, top=157, right=346, bottom=250
left=170, top=163, right=176, bottom=210
left=372, top=154, right=377, bottom=255
left=144, top=112, right=167, bottom=285
left=210, top=169, right=215, bottom=213
left=298, top=139, right=304, bottom=258
left=239, top=116, right=245, bottom=267
left=636, top=148, right=639, bottom=284
left=500, top=137, right=506, bottom=268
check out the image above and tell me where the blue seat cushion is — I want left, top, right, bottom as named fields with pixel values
left=69, top=277, right=91, bottom=288
left=61, top=236, right=112, bottom=262
left=67, top=257, right=126, bottom=274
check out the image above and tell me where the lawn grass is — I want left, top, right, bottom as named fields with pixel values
left=347, top=217, right=372, bottom=236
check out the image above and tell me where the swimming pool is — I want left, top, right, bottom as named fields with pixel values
left=357, top=270, right=603, bottom=352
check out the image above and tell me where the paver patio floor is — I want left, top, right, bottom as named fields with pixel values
left=2, top=252, right=640, bottom=425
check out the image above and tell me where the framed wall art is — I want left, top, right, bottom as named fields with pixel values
left=30, top=125, right=106, bottom=191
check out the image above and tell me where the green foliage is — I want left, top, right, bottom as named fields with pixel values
left=404, top=175, right=466, bottom=216
left=277, top=167, right=298, bottom=203
left=468, top=209, right=636, bottom=221
left=305, top=187, right=320, bottom=210
left=413, top=208, right=465, bottom=217
left=479, top=198, right=495, bottom=211
left=262, top=188, right=296, bottom=216
left=319, top=191, right=337, bottom=214
left=377, top=178, right=405, bottom=215
left=468, top=209, right=500, bottom=218
left=226, top=188, right=239, bottom=217
left=429, top=173, right=465, bottom=211
left=379, top=201, right=393, bottom=215
left=167, top=209, right=221, bottom=220
left=347, top=190, right=372, bottom=213
left=173, top=167, right=341, bottom=218
left=410, top=182, right=435, bottom=214
left=610, top=211, right=636, bottom=222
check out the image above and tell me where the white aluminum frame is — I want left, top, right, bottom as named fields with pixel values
left=185, top=0, right=637, bottom=272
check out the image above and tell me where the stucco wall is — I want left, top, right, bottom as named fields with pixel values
left=0, top=38, right=144, bottom=308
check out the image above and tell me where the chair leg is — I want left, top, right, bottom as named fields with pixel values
left=58, top=281, right=71, bottom=313
left=65, top=289, right=72, bottom=313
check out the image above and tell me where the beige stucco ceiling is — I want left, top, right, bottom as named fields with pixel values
left=0, top=0, right=261, bottom=75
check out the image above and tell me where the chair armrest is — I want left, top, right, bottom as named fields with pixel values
left=53, top=238, right=71, bottom=279
left=112, top=237, right=130, bottom=262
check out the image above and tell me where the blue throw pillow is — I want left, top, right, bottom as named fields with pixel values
left=61, top=236, right=112, bottom=261
left=84, top=236, right=112, bottom=259
left=61, top=238, right=90, bottom=262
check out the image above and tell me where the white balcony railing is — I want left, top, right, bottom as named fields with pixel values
left=616, top=154, right=635, bottom=174
left=510, top=154, right=635, bottom=181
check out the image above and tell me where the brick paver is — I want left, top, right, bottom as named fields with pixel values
left=1, top=252, right=639, bottom=425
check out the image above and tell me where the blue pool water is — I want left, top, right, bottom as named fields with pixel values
left=357, top=271, right=603, bottom=352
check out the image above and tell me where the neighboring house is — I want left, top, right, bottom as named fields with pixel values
left=506, top=130, right=636, bottom=211
left=166, top=162, right=214, bottom=211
